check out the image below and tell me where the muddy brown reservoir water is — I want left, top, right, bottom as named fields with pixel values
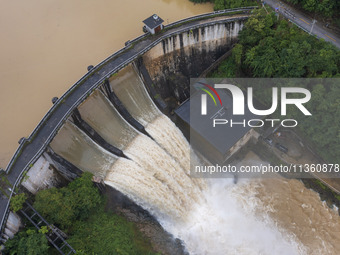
left=0, top=0, right=213, bottom=167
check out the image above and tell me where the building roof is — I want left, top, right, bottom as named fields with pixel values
left=175, top=85, right=263, bottom=159
left=143, top=14, right=164, bottom=29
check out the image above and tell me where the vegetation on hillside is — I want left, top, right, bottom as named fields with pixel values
left=189, top=0, right=256, bottom=10
left=214, top=0, right=256, bottom=10
left=4, top=229, right=49, bottom=255
left=210, top=9, right=340, bottom=163
left=67, top=207, right=157, bottom=255
left=283, top=0, right=340, bottom=26
left=238, top=11, right=340, bottom=78
left=5, top=173, right=157, bottom=255
left=33, top=172, right=102, bottom=230
left=191, top=0, right=340, bottom=27
left=10, top=193, right=27, bottom=213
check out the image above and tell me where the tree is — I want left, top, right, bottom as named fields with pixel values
left=302, top=0, right=317, bottom=12
left=213, top=0, right=256, bottom=10
left=34, top=172, right=102, bottom=229
left=214, top=0, right=226, bottom=11
left=210, top=57, right=237, bottom=78
left=232, top=43, right=243, bottom=67
left=10, top=172, right=157, bottom=254
left=4, top=229, right=49, bottom=255
left=239, top=10, right=275, bottom=47
left=317, top=0, right=335, bottom=17
left=306, top=47, right=338, bottom=77
left=284, top=0, right=340, bottom=21
left=67, top=207, right=157, bottom=255
left=277, top=41, right=307, bottom=77
left=10, top=193, right=27, bottom=213
left=245, top=37, right=280, bottom=77
left=209, top=11, right=340, bottom=163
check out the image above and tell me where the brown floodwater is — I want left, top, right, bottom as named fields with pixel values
left=257, top=178, right=340, bottom=254
left=0, top=0, right=213, bottom=168
left=236, top=152, right=340, bottom=254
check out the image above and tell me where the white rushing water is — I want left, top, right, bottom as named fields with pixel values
left=77, top=85, right=201, bottom=219
left=49, top=65, right=339, bottom=254
left=107, top=66, right=307, bottom=254
left=109, top=65, right=192, bottom=170
left=161, top=178, right=305, bottom=255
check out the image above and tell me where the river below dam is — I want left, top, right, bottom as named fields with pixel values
left=165, top=152, right=340, bottom=255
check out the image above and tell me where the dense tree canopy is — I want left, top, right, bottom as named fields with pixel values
left=68, top=207, right=156, bottom=255
left=191, top=0, right=340, bottom=28
left=189, top=0, right=256, bottom=10
left=238, top=10, right=340, bottom=78
left=6, top=173, right=157, bottom=254
left=31, top=172, right=156, bottom=254
left=291, top=84, right=340, bottom=161
left=211, top=9, right=340, bottom=163
left=10, top=193, right=27, bottom=213
left=4, top=229, right=49, bottom=255
left=284, top=0, right=340, bottom=19
left=214, top=0, right=256, bottom=10
left=33, top=172, right=102, bottom=229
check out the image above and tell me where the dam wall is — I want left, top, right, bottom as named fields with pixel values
left=0, top=8, right=254, bottom=238
left=21, top=155, right=66, bottom=194
left=139, top=20, right=245, bottom=103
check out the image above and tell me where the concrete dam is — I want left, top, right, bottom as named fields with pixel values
left=0, top=8, right=286, bottom=254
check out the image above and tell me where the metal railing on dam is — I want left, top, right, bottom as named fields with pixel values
left=0, top=7, right=256, bottom=237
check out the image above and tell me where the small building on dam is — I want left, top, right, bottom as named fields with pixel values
left=143, top=14, right=164, bottom=34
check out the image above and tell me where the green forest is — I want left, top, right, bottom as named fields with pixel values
left=190, top=0, right=256, bottom=10
left=190, top=0, right=340, bottom=27
left=5, top=173, right=157, bottom=255
left=210, top=9, right=340, bottom=163
left=284, top=0, right=340, bottom=25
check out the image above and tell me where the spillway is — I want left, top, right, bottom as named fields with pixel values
left=110, top=65, right=191, bottom=171
left=49, top=65, right=339, bottom=254
left=78, top=90, right=137, bottom=149
left=49, top=120, right=193, bottom=219
left=77, top=89, right=201, bottom=219
left=109, top=65, right=160, bottom=126
left=50, top=121, right=117, bottom=178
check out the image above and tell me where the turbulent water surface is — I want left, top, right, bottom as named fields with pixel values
left=49, top=66, right=340, bottom=254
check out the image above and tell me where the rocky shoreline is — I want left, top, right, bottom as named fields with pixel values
left=300, top=178, right=340, bottom=215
